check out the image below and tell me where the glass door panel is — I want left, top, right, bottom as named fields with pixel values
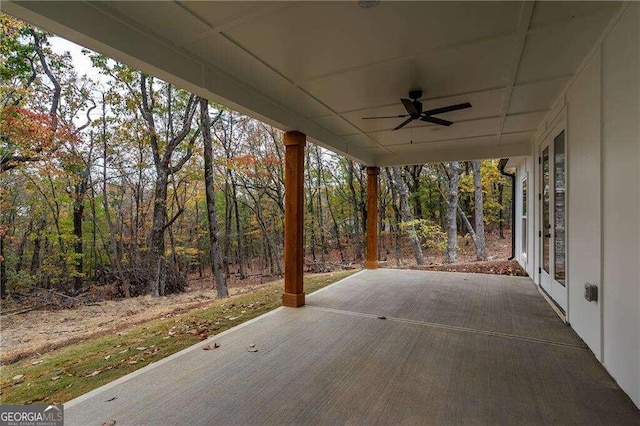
left=553, top=131, right=566, bottom=286
left=542, top=146, right=550, bottom=274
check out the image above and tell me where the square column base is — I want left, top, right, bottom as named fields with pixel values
left=282, top=292, right=305, bottom=307
left=365, top=260, right=378, bottom=269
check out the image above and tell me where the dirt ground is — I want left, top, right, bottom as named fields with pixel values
left=0, top=278, right=279, bottom=365
left=411, top=259, right=527, bottom=275
left=378, top=230, right=514, bottom=266
left=0, top=230, right=520, bottom=366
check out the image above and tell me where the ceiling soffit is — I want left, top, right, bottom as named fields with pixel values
left=4, top=1, right=622, bottom=166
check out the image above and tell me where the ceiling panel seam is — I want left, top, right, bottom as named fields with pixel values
left=330, top=85, right=507, bottom=117
left=374, top=142, right=532, bottom=167
left=87, top=1, right=195, bottom=56
left=218, top=33, right=295, bottom=85
left=174, top=2, right=297, bottom=48
left=362, top=114, right=503, bottom=138
left=298, top=31, right=517, bottom=87
left=381, top=132, right=510, bottom=147
left=173, top=1, right=215, bottom=29
left=526, top=4, right=622, bottom=33
left=497, top=1, right=535, bottom=144
left=56, top=3, right=374, bottom=164
left=214, top=31, right=394, bottom=155
left=513, top=73, right=574, bottom=87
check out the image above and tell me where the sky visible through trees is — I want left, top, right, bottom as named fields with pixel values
left=0, top=15, right=512, bottom=301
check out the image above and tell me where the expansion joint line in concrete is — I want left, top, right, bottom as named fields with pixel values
left=305, top=304, right=589, bottom=350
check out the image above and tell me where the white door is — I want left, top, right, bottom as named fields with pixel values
left=540, top=124, right=567, bottom=312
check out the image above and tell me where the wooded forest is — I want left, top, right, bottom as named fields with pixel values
left=0, top=16, right=512, bottom=302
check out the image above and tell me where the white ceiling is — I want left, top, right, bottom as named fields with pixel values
left=4, top=1, right=621, bottom=166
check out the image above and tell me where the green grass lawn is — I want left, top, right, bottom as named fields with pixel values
left=0, top=270, right=358, bottom=405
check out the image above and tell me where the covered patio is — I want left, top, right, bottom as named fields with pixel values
left=65, top=269, right=639, bottom=425
left=5, top=0, right=640, bottom=414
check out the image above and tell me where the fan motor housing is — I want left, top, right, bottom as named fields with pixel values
left=409, top=89, right=423, bottom=100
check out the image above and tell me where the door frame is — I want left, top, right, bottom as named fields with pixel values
left=538, top=114, right=569, bottom=315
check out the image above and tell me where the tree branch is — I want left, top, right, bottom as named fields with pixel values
left=162, top=208, right=184, bottom=231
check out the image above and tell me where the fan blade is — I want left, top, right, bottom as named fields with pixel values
left=422, top=102, right=472, bottom=116
left=401, top=98, right=419, bottom=116
left=362, top=114, right=409, bottom=120
left=420, top=116, right=453, bottom=127
left=393, top=117, right=414, bottom=131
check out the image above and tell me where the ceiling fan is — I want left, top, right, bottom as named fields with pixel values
left=362, top=89, right=472, bottom=130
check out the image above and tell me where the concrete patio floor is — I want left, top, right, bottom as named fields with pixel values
left=65, top=269, right=640, bottom=425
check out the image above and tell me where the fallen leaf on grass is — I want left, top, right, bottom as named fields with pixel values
left=12, top=374, right=24, bottom=381
left=51, top=376, right=60, bottom=381
left=86, top=370, right=101, bottom=378
left=127, top=360, right=137, bottom=365
left=136, top=347, right=146, bottom=351
left=104, top=355, right=111, bottom=360
left=118, top=349, right=128, bottom=354
left=31, top=360, right=43, bottom=365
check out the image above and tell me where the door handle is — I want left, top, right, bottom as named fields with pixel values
left=544, top=233, right=551, bottom=238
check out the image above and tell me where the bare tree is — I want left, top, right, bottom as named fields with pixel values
left=199, top=97, right=228, bottom=297
left=471, top=161, right=487, bottom=260
left=391, top=166, right=425, bottom=265
left=440, top=162, right=460, bottom=263
left=140, top=76, right=197, bottom=296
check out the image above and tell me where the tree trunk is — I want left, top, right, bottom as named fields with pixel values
left=471, top=161, right=487, bottom=260
left=72, top=171, right=89, bottom=293
left=442, top=162, right=460, bottom=263
left=346, top=160, right=363, bottom=261
left=391, top=166, right=425, bottom=265
left=457, top=203, right=478, bottom=251
left=232, top=180, right=245, bottom=279
left=223, top=184, right=232, bottom=278
left=385, top=168, right=402, bottom=266
left=101, top=93, right=129, bottom=297
left=149, top=170, right=168, bottom=297
left=14, top=221, right=33, bottom=275
left=140, top=77, right=196, bottom=296
left=405, top=165, right=424, bottom=219
left=306, top=149, right=317, bottom=267
left=194, top=201, right=204, bottom=279
left=30, top=218, right=46, bottom=276
left=498, top=181, right=505, bottom=238
left=200, top=98, right=228, bottom=297
left=0, top=233, right=6, bottom=299
left=314, top=147, right=327, bottom=264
